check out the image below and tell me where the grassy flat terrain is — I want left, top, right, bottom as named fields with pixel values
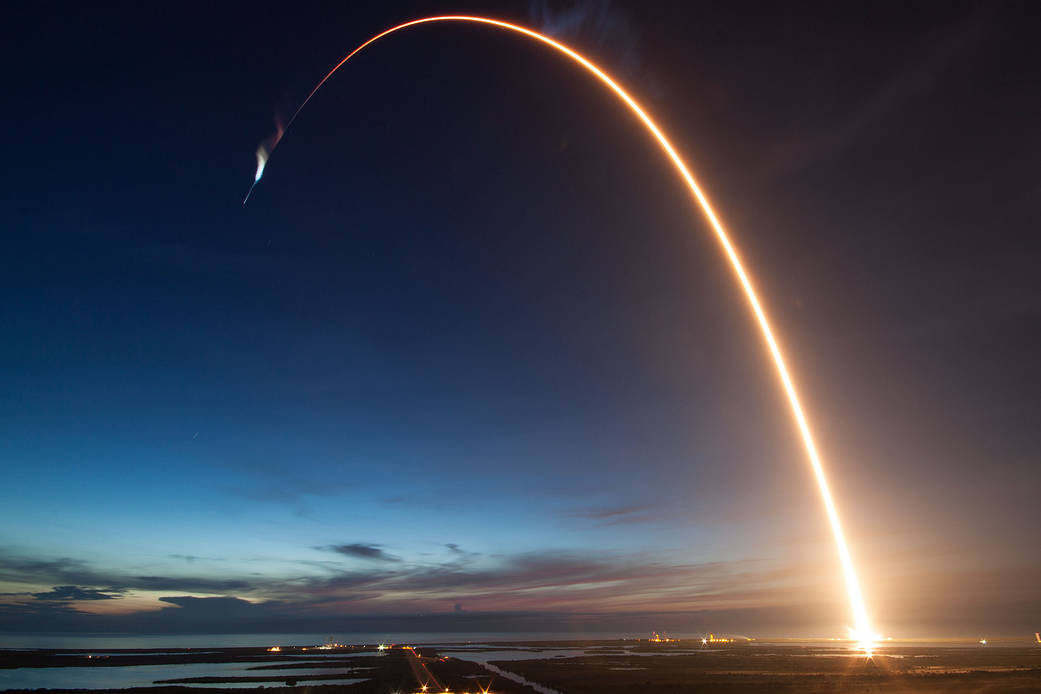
left=483, top=642, right=1041, bottom=694
left=3, top=641, right=1040, bottom=693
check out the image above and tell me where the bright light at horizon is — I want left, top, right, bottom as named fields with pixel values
left=849, top=626, right=881, bottom=657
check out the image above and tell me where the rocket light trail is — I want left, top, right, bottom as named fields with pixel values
left=248, top=15, right=876, bottom=650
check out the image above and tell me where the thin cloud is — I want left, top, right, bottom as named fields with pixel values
left=131, top=576, right=254, bottom=593
left=3, top=544, right=1040, bottom=635
left=31, top=585, right=124, bottom=601
left=0, top=550, right=260, bottom=596
left=443, top=543, right=481, bottom=563
left=529, top=0, right=643, bottom=76
left=322, top=543, right=401, bottom=562
left=566, top=503, right=658, bottom=525
left=754, top=8, right=989, bottom=180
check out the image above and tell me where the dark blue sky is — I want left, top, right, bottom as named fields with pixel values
left=2, top=1, right=1039, bottom=637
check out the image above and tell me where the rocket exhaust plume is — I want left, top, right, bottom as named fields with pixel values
left=243, top=116, right=284, bottom=204
left=246, top=15, right=876, bottom=649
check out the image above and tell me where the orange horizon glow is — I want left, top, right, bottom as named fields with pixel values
left=256, top=14, right=875, bottom=649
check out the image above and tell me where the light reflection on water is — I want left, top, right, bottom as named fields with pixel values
left=480, top=662, right=563, bottom=694
left=440, top=646, right=702, bottom=694
left=58, top=651, right=221, bottom=657
left=172, top=678, right=369, bottom=689
left=0, top=662, right=369, bottom=690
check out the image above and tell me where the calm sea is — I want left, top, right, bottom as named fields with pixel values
left=0, top=631, right=636, bottom=650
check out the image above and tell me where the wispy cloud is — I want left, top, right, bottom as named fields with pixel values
left=753, top=8, right=989, bottom=181
left=529, top=0, right=644, bottom=79
left=0, top=546, right=786, bottom=617
left=169, top=554, right=226, bottom=564
left=30, top=585, right=124, bottom=601
left=565, top=503, right=658, bottom=525
left=0, top=551, right=261, bottom=597
left=444, top=543, right=481, bottom=563
left=4, top=543, right=1040, bottom=634
left=321, top=543, right=401, bottom=563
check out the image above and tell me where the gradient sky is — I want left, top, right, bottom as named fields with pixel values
left=2, top=1, right=1039, bottom=637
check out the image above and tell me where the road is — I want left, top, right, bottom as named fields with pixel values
left=404, top=646, right=444, bottom=692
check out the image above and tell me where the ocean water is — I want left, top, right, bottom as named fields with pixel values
left=0, top=631, right=637, bottom=650
left=0, top=662, right=369, bottom=690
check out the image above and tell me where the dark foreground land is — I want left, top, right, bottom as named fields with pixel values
left=489, top=641, right=1041, bottom=693
left=0, top=645, right=538, bottom=694
left=3, top=640, right=1041, bottom=693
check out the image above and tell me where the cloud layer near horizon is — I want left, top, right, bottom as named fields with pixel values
left=2, top=543, right=1038, bottom=636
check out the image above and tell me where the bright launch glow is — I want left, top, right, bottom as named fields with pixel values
left=249, top=15, right=875, bottom=647
left=254, top=149, right=267, bottom=183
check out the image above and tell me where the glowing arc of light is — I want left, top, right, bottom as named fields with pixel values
left=256, top=15, right=875, bottom=648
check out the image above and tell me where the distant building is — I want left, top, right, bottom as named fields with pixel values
left=648, top=632, right=676, bottom=642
